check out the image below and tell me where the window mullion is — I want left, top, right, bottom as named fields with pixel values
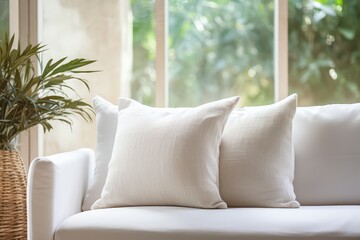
left=14, top=0, right=42, bottom=168
left=274, top=0, right=288, bottom=101
left=155, top=0, right=168, bottom=107
left=9, top=0, right=19, bottom=42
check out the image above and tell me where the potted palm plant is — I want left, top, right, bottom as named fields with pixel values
left=0, top=34, right=95, bottom=239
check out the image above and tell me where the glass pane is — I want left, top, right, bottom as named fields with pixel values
left=289, top=0, right=360, bottom=106
left=132, top=0, right=156, bottom=106
left=0, top=0, right=9, bottom=36
left=169, top=0, right=274, bottom=107
left=42, top=0, right=123, bottom=155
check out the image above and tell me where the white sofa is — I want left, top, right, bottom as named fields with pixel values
left=27, top=103, right=360, bottom=240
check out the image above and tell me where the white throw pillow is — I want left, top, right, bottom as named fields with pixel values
left=293, top=103, right=360, bottom=205
left=91, top=96, right=239, bottom=209
left=82, top=96, right=120, bottom=210
left=219, top=94, right=300, bottom=208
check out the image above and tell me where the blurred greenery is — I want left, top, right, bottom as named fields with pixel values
left=132, top=0, right=359, bottom=106
left=168, top=0, right=274, bottom=106
left=289, top=0, right=360, bottom=105
left=0, top=0, right=9, bottom=37
left=131, top=0, right=156, bottom=106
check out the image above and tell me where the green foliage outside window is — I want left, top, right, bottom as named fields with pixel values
left=0, top=0, right=9, bottom=37
left=132, top=0, right=156, bottom=106
left=132, top=0, right=360, bottom=106
left=289, top=0, right=360, bottom=105
left=168, top=0, right=274, bottom=107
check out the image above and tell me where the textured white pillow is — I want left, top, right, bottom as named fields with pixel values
left=91, top=96, right=239, bottom=209
left=219, top=94, right=300, bottom=208
left=82, top=96, right=129, bottom=210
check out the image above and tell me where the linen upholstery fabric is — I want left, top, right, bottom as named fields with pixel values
left=92, top=96, right=239, bottom=209
left=293, top=103, right=360, bottom=205
left=82, top=96, right=119, bottom=211
left=27, top=149, right=94, bottom=240
left=220, top=94, right=299, bottom=207
left=56, top=206, right=360, bottom=240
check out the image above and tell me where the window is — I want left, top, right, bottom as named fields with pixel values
left=168, top=0, right=275, bottom=107
left=0, top=0, right=9, bottom=36
left=1, top=0, right=359, bottom=157
left=133, top=0, right=360, bottom=107
left=36, top=0, right=360, bottom=155
left=132, top=0, right=275, bottom=107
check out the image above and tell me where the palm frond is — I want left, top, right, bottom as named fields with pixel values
left=0, top=33, right=96, bottom=150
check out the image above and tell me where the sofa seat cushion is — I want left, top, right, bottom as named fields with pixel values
left=55, top=206, right=360, bottom=240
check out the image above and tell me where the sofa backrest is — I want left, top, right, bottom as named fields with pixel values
left=293, top=103, right=360, bottom=205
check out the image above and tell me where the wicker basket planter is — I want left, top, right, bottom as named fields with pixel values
left=0, top=150, right=27, bottom=240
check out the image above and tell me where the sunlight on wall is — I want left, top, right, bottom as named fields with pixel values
left=42, top=0, right=122, bottom=155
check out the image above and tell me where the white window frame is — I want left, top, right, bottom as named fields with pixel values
left=155, top=0, right=169, bottom=107
left=274, top=0, right=289, bottom=101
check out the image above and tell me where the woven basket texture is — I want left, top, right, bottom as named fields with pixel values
left=0, top=150, right=27, bottom=240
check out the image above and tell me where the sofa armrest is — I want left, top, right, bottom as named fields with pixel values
left=27, top=148, right=95, bottom=240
